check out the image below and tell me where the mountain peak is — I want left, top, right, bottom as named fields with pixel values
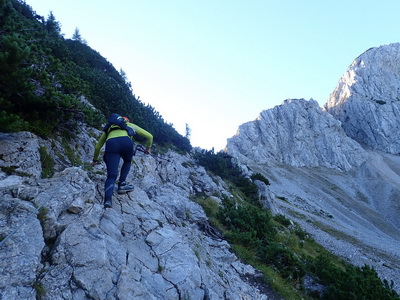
left=227, top=98, right=367, bottom=171
left=324, top=43, right=400, bottom=154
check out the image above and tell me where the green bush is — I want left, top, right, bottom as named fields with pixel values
left=258, top=242, right=306, bottom=280
left=218, top=197, right=276, bottom=241
left=274, top=214, right=292, bottom=227
left=251, top=172, right=270, bottom=185
left=0, top=107, right=28, bottom=132
left=39, top=146, right=55, bottom=178
left=196, top=197, right=219, bottom=219
left=194, top=149, right=261, bottom=205
left=310, top=254, right=399, bottom=300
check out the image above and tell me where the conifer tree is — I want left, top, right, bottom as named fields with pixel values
left=72, top=27, right=86, bottom=44
left=185, top=123, right=191, bottom=140
left=45, top=11, right=61, bottom=36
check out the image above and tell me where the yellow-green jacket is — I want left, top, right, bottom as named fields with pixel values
left=93, top=122, right=153, bottom=161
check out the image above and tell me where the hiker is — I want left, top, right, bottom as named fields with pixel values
left=92, top=115, right=153, bottom=208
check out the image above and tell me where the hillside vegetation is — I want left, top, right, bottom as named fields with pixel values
left=194, top=149, right=400, bottom=299
left=0, top=0, right=191, bottom=151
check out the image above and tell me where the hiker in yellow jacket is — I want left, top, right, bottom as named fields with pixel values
left=92, top=115, right=153, bottom=208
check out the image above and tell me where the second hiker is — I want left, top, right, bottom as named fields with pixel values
left=92, top=114, right=153, bottom=208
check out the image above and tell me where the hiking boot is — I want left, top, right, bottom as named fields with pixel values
left=104, top=200, right=112, bottom=208
left=117, top=181, right=134, bottom=194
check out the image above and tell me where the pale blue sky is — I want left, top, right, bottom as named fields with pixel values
left=25, top=0, right=400, bottom=150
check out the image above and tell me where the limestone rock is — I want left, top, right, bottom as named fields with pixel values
left=324, top=43, right=400, bottom=154
left=0, top=197, right=45, bottom=300
left=0, top=131, right=42, bottom=179
left=227, top=98, right=367, bottom=171
left=0, top=132, right=270, bottom=300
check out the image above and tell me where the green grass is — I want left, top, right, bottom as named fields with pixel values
left=0, top=166, right=31, bottom=177
left=39, top=147, right=55, bottom=178
left=192, top=191, right=400, bottom=299
left=33, top=282, right=46, bottom=299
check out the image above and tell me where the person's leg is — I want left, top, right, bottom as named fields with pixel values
left=104, top=152, right=120, bottom=205
left=118, top=137, right=134, bottom=182
left=103, top=138, right=122, bottom=207
left=117, top=138, right=134, bottom=193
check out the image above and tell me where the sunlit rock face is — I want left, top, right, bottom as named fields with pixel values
left=223, top=44, right=400, bottom=293
left=0, top=131, right=270, bottom=300
left=324, top=43, right=400, bottom=154
left=226, top=98, right=367, bottom=171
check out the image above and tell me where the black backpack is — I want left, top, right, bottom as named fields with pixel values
left=103, top=113, right=135, bottom=136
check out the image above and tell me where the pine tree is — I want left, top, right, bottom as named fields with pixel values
left=0, top=33, right=32, bottom=96
left=72, top=27, right=86, bottom=44
left=185, top=123, right=191, bottom=140
left=45, top=11, right=61, bottom=36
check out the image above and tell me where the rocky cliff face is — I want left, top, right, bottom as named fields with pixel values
left=324, top=43, right=400, bottom=154
left=0, top=131, right=272, bottom=300
left=227, top=98, right=400, bottom=292
left=226, top=43, right=400, bottom=292
left=227, top=98, right=367, bottom=171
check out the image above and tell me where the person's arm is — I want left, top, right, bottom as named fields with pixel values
left=93, top=132, right=107, bottom=163
left=130, top=123, right=153, bottom=152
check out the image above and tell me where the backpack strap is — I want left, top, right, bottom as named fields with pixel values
left=103, top=113, right=135, bottom=137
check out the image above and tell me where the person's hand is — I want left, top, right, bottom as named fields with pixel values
left=144, top=148, right=151, bottom=154
left=91, top=160, right=99, bottom=166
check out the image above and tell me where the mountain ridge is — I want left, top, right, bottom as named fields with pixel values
left=324, top=43, right=400, bottom=154
left=226, top=43, right=400, bottom=293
